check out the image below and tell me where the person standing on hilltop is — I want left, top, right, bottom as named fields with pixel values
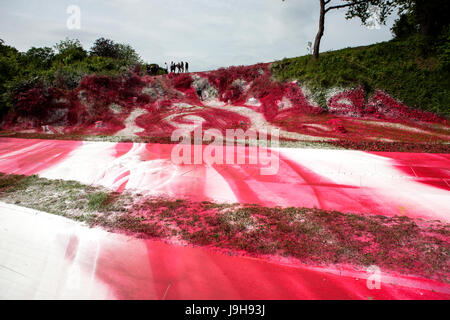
left=185, top=61, right=189, bottom=73
left=180, top=61, right=184, bottom=73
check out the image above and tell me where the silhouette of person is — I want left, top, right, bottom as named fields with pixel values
left=185, top=61, right=189, bottom=73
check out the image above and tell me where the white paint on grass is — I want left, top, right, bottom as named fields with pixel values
left=114, top=108, right=146, bottom=137
left=203, top=99, right=328, bottom=141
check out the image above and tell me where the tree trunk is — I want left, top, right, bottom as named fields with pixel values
left=313, top=0, right=326, bottom=60
left=416, top=0, right=441, bottom=37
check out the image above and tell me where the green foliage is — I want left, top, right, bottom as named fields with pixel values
left=90, top=37, right=120, bottom=59
left=116, top=43, right=143, bottom=66
left=391, top=13, right=419, bottom=39
left=0, top=42, right=20, bottom=117
left=397, top=0, right=450, bottom=37
left=90, top=37, right=142, bottom=67
left=54, top=38, right=88, bottom=65
left=345, top=0, right=396, bottom=25
left=437, top=25, right=450, bottom=70
left=346, top=1, right=449, bottom=38
left=272, top=37, right=450, bottom=117
left=0, top=37, right=149, bottom=118
left=23, top=47, right=55, bottom=69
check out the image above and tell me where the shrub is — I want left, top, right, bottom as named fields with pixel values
left=171, top=73, right=193, bottom=90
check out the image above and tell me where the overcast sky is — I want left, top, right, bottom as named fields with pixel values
left=0, top=0, right=398, bottom=72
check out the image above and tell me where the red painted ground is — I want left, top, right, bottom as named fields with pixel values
left=1, top=202, right=448, bottom=300
left=2, top=64, right=449, bottom=145
left=93, top=237, right=450, bottom=300
left=0, top=138, right=449, bottom=222
left=0, top=138, right=82, bottom=175
left=1, top=63, right=449, bottom=300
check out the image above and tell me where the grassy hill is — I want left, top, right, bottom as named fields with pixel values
left=272, top=36, right=450, bottom=117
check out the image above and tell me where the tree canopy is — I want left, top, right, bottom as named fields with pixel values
left=283, top=0, right=450, bottom=58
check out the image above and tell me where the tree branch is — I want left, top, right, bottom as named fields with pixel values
left=325, top=0, right=367, bottom=13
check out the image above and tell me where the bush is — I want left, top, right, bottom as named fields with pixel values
left=391, top=13, right=419, bottom=40
left=437, top=25, right=450, bottom=69
left=11, top=78, right=63, bottom=119
left=171, top=73, right=193, bottom=90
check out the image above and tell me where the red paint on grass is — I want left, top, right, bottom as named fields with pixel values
left=89, top=237, right=450, bottom=300
left=2, top=64, right=448, bottom=147
left=1, top=138, right=448, bottom=222
left=210, top=149, right=400, bottom=215
left=114, top=142, right=133, bottom=158
left=0, top=138, right=448, bottom=298
left=372, top=152, right=450, bottom=192
left=0, top=138, right=82, bottom=175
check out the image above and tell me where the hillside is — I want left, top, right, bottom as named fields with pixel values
left=1, top=38, right=450, bottom=294
left=1, top=38, right=449, bottom=152
left=272, top=37, right=450, bottom=117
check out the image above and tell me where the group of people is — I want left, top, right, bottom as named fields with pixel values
left=165, top=61, right=189, bottom=73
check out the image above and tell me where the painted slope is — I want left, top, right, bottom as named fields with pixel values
left=0, top=138, right=449, bottom=223
left=1, top=202, right=448, bottom=300
left=2, top=64, right=449, bottom=145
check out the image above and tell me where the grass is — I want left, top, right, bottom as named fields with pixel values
left=0, top=130, right=343, bottom=149
left=0, top=172, right=448, bottom=282
left=0, top=173, right=129, bottom=217
left=87, top=191, right=110, bottom=211
left=325, top=139, right=450, bottom=153
left=272, top=37, right=450, bottom=117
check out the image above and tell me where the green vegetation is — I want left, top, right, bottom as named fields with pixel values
left=0, top=37, right=165, bottom=117
left=272, top=36, right=450, bottom=117
left=0, top=173, right=129, bottom=216
left=0, top=131, right=343, bottom=149
left=0, top=172, right=448, bottom=282
left=88, top=191, right=110, bottom=211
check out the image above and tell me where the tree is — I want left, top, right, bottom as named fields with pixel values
left=284, top=1, right=450, bottom=59
left=54, top=38, right=88, bottom=64
left=388, top=0, right=450, bottom=38
left=116, top=43, right=142, bottom=67
left=24, top=47, right=55, bottom=69
left=90, top=37, right=120, bottom=59
left=90, top=38, right=143, bottom=68
left=315, top=1, right=394, bottom=60
left=283, top=1, right=395, bottom=59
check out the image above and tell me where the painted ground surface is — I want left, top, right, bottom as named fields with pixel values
left=1, top=64, right=449, bottom=299
left=1, top=202, right=448, bottom=300
left=0, top=138, right=449, bottom=223
left=2, top=64, right=449, bottom=149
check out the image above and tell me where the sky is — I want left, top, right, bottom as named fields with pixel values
left=0, top=0, right=398, bottom=72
